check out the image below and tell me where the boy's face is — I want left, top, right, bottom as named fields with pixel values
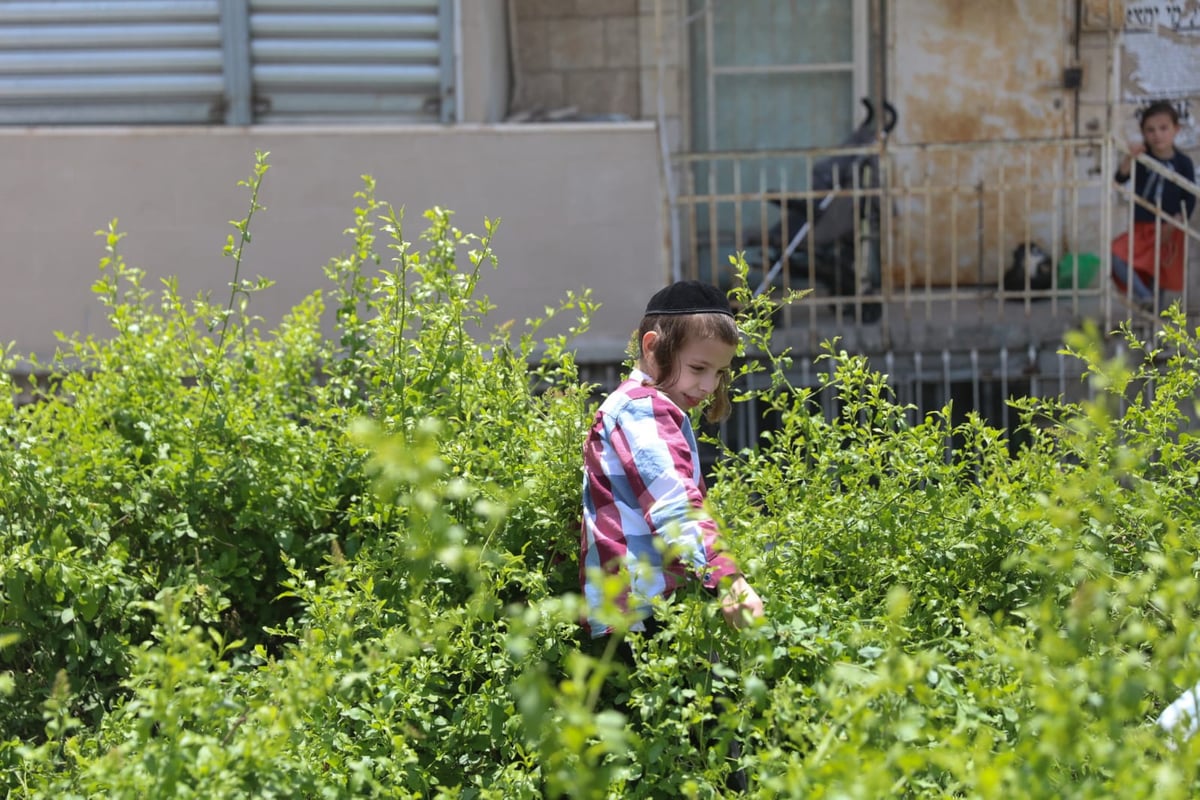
left=646, top=333, right=736, bottom=411
left=1141, top=112, right=1180, bottom=157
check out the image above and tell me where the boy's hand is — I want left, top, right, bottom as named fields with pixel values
left=721, top=575, right=764, bottom=629
left=1119, top=143, right=1145, bottom=175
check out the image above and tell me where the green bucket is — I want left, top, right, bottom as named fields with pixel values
left=1057, top=252, right=1100, bottom=289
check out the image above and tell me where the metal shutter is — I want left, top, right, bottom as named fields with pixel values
left=249, top=0, right=449, bottom=123
left=0, top=1, right=225, bottom=125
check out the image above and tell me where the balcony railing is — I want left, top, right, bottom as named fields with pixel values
left=670, top=134, right=1200, bottom=353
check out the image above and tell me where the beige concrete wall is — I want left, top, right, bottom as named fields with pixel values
left=0, top=124, right=664, bottom=362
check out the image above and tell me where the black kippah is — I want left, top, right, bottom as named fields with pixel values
left=644, top=280, right=734, bottom=317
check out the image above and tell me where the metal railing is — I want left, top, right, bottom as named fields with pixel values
left=670, top=134, right=1200, bottom=351
left=719, top=344, right=1096, bottom=455
left=579, top=342, right=1103, bottom=458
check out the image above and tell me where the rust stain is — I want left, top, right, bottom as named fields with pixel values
left=902, top=95, right=985, bottom=144
left=899, top=0, right=1068, bottom=143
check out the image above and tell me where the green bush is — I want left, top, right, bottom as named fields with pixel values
left=6, top=152, right=1200, bottom=797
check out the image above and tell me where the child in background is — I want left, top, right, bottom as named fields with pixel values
left=580, top=280, right=764, bottom=638
left=1111, top=100, right=1197, bottom=312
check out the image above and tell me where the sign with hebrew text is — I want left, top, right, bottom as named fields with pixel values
left=1120, top=1, right=1200, bottom=146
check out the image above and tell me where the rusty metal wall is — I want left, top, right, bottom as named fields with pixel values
left=889, top=1, right=1076, bottom=143
left=885, top=0, right=1088, bottom=288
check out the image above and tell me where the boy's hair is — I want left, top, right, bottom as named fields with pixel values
left=1139, top=100, right=1180, bottom=128
left=637, top=311, right=739, bottom=422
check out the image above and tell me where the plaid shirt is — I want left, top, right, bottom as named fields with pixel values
left=580, top=369, right=740, bottom=636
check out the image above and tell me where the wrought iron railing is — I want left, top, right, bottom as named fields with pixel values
left=670, top=134, right=1200, bottom=351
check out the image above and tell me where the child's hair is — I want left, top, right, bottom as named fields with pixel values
left=1139, top=100, right=1180, bottom=128
left=637, top=311, right=739, bottom=422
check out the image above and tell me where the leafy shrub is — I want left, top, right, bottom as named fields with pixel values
left=7, top=152, right=1200, bottom=797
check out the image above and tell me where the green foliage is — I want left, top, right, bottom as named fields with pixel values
left=6, top=155, right=1200, bottom=797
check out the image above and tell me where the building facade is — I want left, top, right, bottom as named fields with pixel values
left=3, top=1, right=1197, bottom=431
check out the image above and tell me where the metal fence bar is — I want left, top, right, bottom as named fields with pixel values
left=912, top=350, right=923, bottom=421
left=923, top=157, right=934, bottom=321
left=687, top=165, right=699, bottom=291
left=996, top=160, right=1007, bottom=317
left=941, top=349, right=952, bottom=461
left=707, top=160, right=718, bottom=284
left=901, top=166, right=913, bottom=314
left=1050, top=149, right=1061, bottom=317
left=800, top=155, right=819, bottom=336
left=1022, top=148, right=1034, bottom=318
left=949, top=149, right=960, bottom=322
left=999, top=347, right=1010, bottom=433
left=733, top=159, right=743, bottom=275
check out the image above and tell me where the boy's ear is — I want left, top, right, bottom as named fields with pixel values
left=640, top=330, right=659, bottom=359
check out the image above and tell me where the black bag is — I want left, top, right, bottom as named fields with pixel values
left=1003, top=242, right=1053, bottom=292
